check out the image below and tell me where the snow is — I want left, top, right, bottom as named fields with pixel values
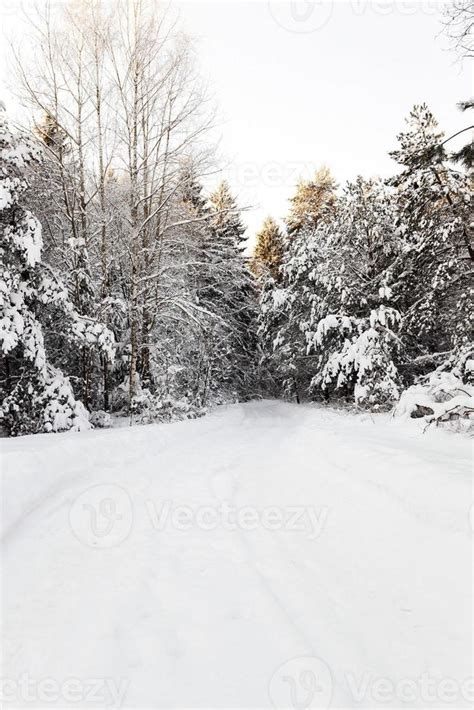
left=0, top=178, right=17, bottom=210
left=272, top=288, right=288, bottom=309
left=396, top=372, right=474, bottom=432
left=312, top=314, right=353, bottom=348
left=10, top=211, right=43, bottom=267
left=1, top=401, right=472, bottom=708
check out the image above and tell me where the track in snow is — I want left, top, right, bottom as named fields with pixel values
left=1, top=400, right=472, bottom=708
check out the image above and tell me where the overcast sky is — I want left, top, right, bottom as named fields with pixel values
left=1, top=1, right=470, bottom=240
left=177, top=1, right=470, bottom=237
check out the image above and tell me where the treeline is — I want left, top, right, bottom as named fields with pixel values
left=1, top=1, right=472, bottom=436
left=251, top=105, right=473, bottom=426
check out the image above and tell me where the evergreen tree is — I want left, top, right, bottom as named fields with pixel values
left=202, top=182, right=258, bottom=400
left=259, top=105, right=472, bottom=413
left=388, top=104, right=473, bottom=371
left=0, top=108, right=114, bottom=435
left=209, top=180, right=247, bottom=251
left=260, top=178, right=402, bottom=407
left=251, top=216, right=286, bottom=282
left=286, top=166, right=337, bottom=237
left=305, top=178, right=402, bottom=407
left=450, top=100, right=473, bottom=170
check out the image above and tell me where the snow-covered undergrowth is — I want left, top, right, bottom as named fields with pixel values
left=396, top=371, right=474, bottom=434
left=1, top=401, right=472, bottom=708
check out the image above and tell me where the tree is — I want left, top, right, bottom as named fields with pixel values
left=388, top=103, right=473, bottom=367
left=440, top=4, right=473, bottom=175
left=260, top=177, right=402, bottom=407
left=286, top=166, right=337, bottom=237
left=209, top=180, right=247, bottom=251
left=0, top=107, right=114, bottom=435
left=196, top=181, right=258, bottom=401
left=251, top=216, right=286, bottom=281
left=16, top=0, right=215, bottom=415
left=442, top=0, right=474, bottom=60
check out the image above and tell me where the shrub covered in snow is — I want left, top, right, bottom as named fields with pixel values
left=395, top=348, right=474, bottom=433
left=1, top=367, right=91, bottom=436
left=89, top=410, right=113, bottom=429
left=130, top=389, right=204, bottom=425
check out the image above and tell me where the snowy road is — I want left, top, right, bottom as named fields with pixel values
left=1, top=401, right=472, bottom=709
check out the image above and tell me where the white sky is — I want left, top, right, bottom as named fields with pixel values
left=1, top=1, right=471, bottom=240
left=177, top=1, right=471, bottom=237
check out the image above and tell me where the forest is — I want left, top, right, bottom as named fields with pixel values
left=1, top=0, right=472, bottom=436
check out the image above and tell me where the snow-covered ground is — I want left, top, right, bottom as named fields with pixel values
left=1, top=401, right=472, bottom=709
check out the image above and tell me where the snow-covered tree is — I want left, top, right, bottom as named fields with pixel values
left=388, top=104, right=473, bottom=372
left=261, top=177, right=402, bottom=407
left=198, top=181, right=258, bottom=401
left=259, top=105, right=472, bottom=413
left=0, top=108, right=114, bottom=435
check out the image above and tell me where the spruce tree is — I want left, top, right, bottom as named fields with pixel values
left=259, top=178, right=403, bottom=407
left=209, top=180, right=247, bottom=251
left=205, top=181, right=258, bottom=400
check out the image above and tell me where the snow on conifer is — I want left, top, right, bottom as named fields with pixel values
left=0, top=107, right=114, bottom=435
left=257, top=109, right=472, bottom=417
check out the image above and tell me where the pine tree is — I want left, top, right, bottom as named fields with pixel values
left=286, top=166, right=337, bottom=237
left=450, top=100, right=473, bottom=170
left=251, top=216, right=286, bottom=281
left=388, top=104, right=473, bottom=369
